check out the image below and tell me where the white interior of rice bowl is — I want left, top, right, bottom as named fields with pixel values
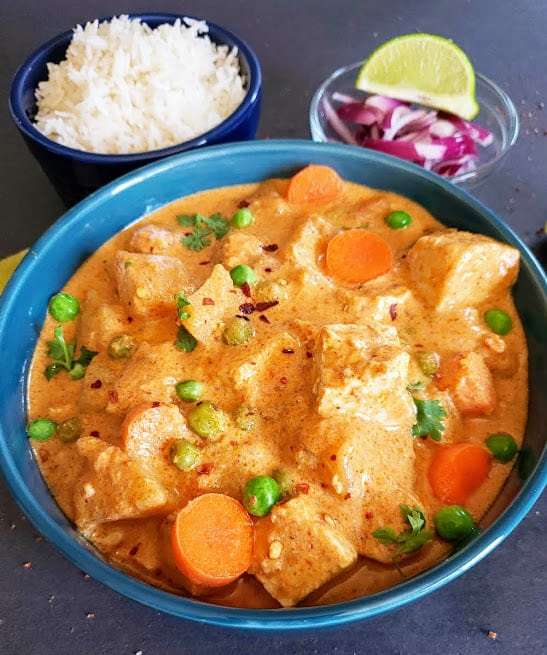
left=33, top=16, right=247, bottom=155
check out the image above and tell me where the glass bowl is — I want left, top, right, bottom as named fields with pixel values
left=310, top=61, right=519, bottom=188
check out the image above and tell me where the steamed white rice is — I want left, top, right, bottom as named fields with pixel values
left=33, top=15, right=247, bottom=154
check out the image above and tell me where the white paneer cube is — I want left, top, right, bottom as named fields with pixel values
left=407, top=230, right=519, bottom=311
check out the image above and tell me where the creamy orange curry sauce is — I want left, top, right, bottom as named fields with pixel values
left=28, top=169, right=527, bottom=608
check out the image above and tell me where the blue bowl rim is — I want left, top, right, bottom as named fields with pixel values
left=8, top=13, right=262, bottom=164
left=308, top=61, right=520, bottom=186
left=0, top=139, right=545, bottom=630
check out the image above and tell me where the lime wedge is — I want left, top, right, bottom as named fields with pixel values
left=355, top=33, right=479, bottom=119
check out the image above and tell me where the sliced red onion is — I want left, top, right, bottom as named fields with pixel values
left=327, top=93, right=493, bottom=178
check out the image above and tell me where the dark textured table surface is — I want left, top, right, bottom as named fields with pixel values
left=1, top=1, right=545, bottom=654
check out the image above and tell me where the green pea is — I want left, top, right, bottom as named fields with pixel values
left=230, top=264, right=257, bottom=286
left=232, top=207, right=255, bottom=228
left=108, top=334, right=135, bottom=359
left=56, top=416, right=82, bottom=443
left=253, top=280, right=288, bottom=304
left=385, top=210, right=412, bottom=230
left=48, top=293, right=80, bottom=322
left=232, top=405, right=257, bottom=431
left=27, top=418, right=57, bottom=442
left=416, top=351, right=440, bottom=376
left=242, top=475, right=280, bottom=517
left=187, top=401, right=228, bottom=439
left=170, top=440, right=200, bottom=470
left=484, top=309, right=512, bottom=335
left=434, top=505, right=475, bottom=541
left=485, top=432, right=518, bottom=463
left=452, top=524, right=483, bottom=552
left=222, top=316, right=255, bottom=346
left=273, top=468, right=296, bottom=500
left=175, top=380, right=204, bottom=403
left=69, top=362, right=86, bottom=380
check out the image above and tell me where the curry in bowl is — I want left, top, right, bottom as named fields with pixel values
left=27, top=165, right=526, bottom=608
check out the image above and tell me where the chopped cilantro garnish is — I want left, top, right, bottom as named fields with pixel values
left=406, top=380, right=425, bottom=392
left=411, top=397, right=447, bottom=441
left=177, top=212, right=231, bottom=251
left=175, top=291, right=191, bottom=320
left=175, top=325, right=198, bottom=352
left=373, top=504, right=433, bottom=557
left=44, top=326, right=97, bottom=381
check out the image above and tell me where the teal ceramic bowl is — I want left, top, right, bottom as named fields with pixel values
left=0, top=140, right=545, bottom=630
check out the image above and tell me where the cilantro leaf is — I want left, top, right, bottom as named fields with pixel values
left=406, top=380, right=425, bottom=392
left=44, top=325, right=97, bottom=380
left=202, top=213, right=231, bottom=239
left=175, top=291, right=191, bottom=320
left=175, top=325, right=198, bottom=352
left=411, top=398, right=447, bottom=441
left=373, top=504, right=433, bottom=559
left=177, top=212, right=230, bottom=251
left=181, top=225, right=212, bottom=251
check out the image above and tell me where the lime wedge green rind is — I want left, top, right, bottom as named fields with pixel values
left=356, top=33, right=479, bottom=120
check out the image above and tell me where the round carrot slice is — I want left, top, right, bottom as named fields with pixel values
left=428, top=442, right=493, bottom=505
left=325, top=229, right=394, bottom=284
left=171, top=493, right=254, bottom=587
left=286, top=164, right=343, bottom=202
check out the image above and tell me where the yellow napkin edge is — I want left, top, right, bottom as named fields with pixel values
left=0, top=249, right=29, bottom=294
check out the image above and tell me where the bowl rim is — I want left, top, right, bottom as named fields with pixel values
left=0, top=139, right=545, bottom=630
left=8, top=12, right=262, bottom=163
left=309, top=61, right=520, bottom=186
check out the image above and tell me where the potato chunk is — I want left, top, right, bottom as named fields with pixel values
left=74, top=436, right=170, bottom=528
left=114, top=250, right=190, bottom=316
left=407, top=230, right=519, bottom=311
left=435, top=351, right=497, bottom=416
left=182, top=264, right=242, bottom=342
left=249, top=494, right=357, bottom=607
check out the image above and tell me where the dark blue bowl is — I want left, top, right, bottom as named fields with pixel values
left=8, top=13, right=262, bottom=207
left=0, top=140, right=545, bottom=630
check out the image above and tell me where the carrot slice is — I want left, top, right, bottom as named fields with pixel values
left=286, top=164, right=343, bottom=202
left=428, top=442, right=493, bottom=505
left=171, top=493, right=254, bottom=587
left=325, top=229, right=394, bottom=284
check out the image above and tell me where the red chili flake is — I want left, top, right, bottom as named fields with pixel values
left=108, top=390, right=119, bottom=404
left=414, top=343, right=424, bottom=348
left=90, top=430, right=100, bottom=438
left=389, top=303, right=397, bottom=321
left=306, top=351, right=313, bottom=358
left=202, top=297, right=215, bottom=306
left=23, top=561, right=32, bottom=569
left=127, top=316, right=133, bottom=324
left=241, top=281, right=252, bottom=298
left=487, top=631, right=497, bottom=640
left=330, top=454, right=337, bottom=461
left=199, top=260, right=211, bottom=266
left=365, top=511, right=374, bottom=519
left=282, top=348, right=294, bottom=354
left=239, top=302, right=256, bottom=314
left=86, top=613, right=95, bottom=620
left=279, top=376, right=288, bottom=385
left=35, top=535, right=44, bottom=542
left=129, top=544, right=140, bottom=556
left=344, top=493, right=352, bottom=500
left=295, top=483, right=309, bottom=494
left=152, top=401, right=161, bottom=408
left=259, top=315, right=270, bottom=324
left=83, top=573, right=90, bottom=580
left=90, top=379, right=102, bottom=389
left=197, top=463, right=214, bottom=475
left=262, top=243, right=279, bottom=252
left=255, top=300, right=279, bottom=312
left=237, top=199, right=250, bottom=208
